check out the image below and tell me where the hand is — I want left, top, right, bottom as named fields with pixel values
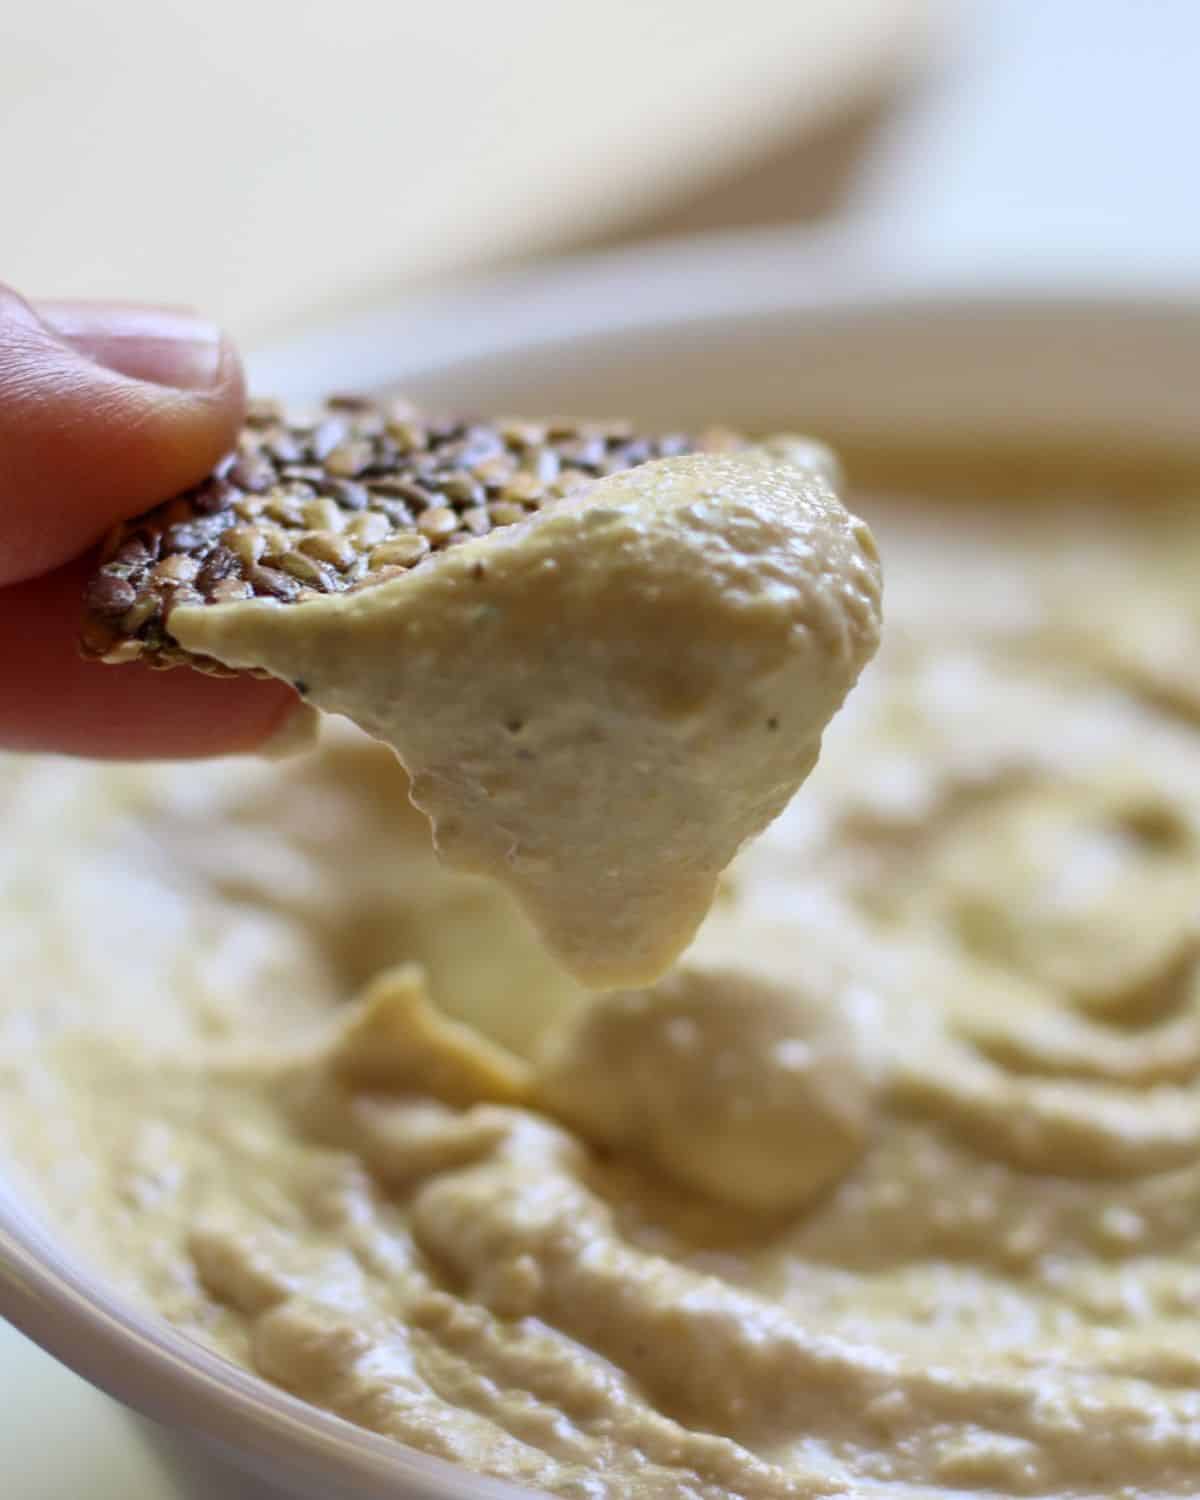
left=0, top=285, right=299, bottom=758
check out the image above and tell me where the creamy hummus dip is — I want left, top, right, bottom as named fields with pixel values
left=170, top=444, right=882, bottom=988
left=5, top=477, right=1200, bottom=1498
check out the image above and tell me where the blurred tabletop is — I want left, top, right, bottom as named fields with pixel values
left=0, top=0, right=931, bottom=343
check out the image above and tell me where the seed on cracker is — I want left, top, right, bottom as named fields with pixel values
left=80, top=397, right=744, bottom=675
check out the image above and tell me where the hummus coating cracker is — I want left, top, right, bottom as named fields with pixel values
left=83, top=401, right=881, bottom=986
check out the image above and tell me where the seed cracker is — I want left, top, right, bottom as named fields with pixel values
left=80, top=395, right=743, bottom=676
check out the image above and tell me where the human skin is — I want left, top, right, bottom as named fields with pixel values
left=0, top=283, right=298, bottom=758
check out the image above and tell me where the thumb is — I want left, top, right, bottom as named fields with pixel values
left=0, top=286, right=244, bottom=587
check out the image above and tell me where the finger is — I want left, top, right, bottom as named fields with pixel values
left=0, top=286, right=299, bottom=758
left=0, top=554, right=301, bottom=760
left=0, top=286, right=245, bottom=587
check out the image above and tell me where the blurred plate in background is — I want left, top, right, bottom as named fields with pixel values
left=0, top=0, right=930, bottom=340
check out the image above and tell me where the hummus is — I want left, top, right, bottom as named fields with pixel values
left=170, top=444, right=882, bottom=988
left=4, top=483, right=1200, bottom=1497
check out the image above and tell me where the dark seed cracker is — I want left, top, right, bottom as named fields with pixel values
left=81, top=395, right=743, bottom=673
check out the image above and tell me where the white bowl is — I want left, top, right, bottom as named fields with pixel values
left=4, top=227, right=1200, bottom=1500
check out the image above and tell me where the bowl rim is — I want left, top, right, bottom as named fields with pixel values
left=7, top=226, right=1200, bottom=1500
left=0, top=1175, right=534, bottom=1499
left=248, top=218, right=1200, bottom=402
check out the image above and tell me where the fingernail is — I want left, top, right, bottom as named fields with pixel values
left=36, top=301, right=226, bottom=391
